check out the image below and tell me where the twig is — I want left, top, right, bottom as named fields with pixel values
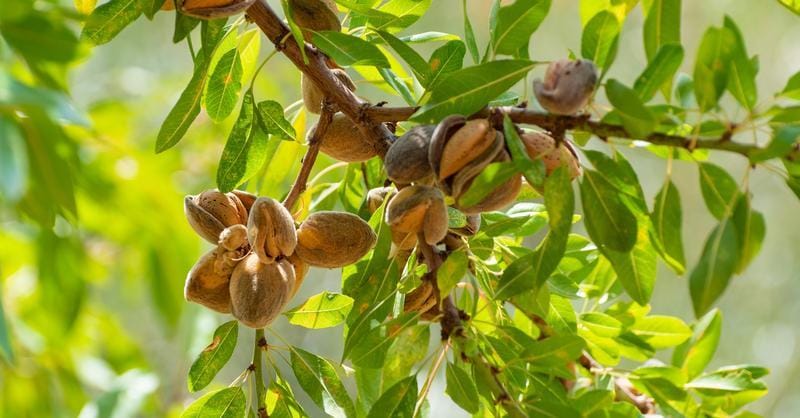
left=245, top=0, right=393, bottom=157
left=364, top=105, right=762, bottom=158
left=252, top=329, right=268, bottom=418
left=282, top=105, right=334, bottom=209
left=579, top=353, right=656, bottom=414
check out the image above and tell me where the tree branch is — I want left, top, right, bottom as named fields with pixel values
left=579, top=354, right=656, bottom=414
left=282, top=105, right=333, bottom=209
left=245, top=0, right=393, bottom=157
left=252, top=329, right=268, bottom=418
left=365, top=105, right=761, bottom=157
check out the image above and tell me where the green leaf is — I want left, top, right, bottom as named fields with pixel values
left=1, top=15, right=83, bottom=63
left=411, top=60, right=535, bottom=123
left=779, top=0, right=800, bottom=14
left=156, top=55, right=208, bottom=153
left=580, top=169, right=638, bottom=252
left=256, top=101, right=297, bottom=141
left=631, top=315, right=692, bottom=348
left=81, top=0, right=144, bottom=45
left=284, top=292, right=354, bottom=329
left=462, top=0, right=480, bottom=63
left=580, top=312, right=622, bottom=338
left=446, top=364, right=479, bottom=413
left=603, top=231, right=657, bottom=305
left=438, top=249, right=468, bottom=296
left=312, top=31, right=390, bottom=67
left=731, top=194, right=765, bottom=273
left=187, top=321, right=238, bottom=392
left=605, top=79, right=656, bottom=138
left=581, top=11, right=620, bottom=71
left=780, top=70, right=800, bottom=99
left=376, top=30, right=431, bottom=86
left=143, top=0, right=164, bottom=19
left=181, top=387, right=246, bottom=418
left=686, top=370, right=767, bottom=393
left=173, top=11, right=200, bottom=43
left=651, top=179, right=686, bottom=274
left=383, top=325, right=429, bottom=387
left=291, top=347, right=355, bottom=418
left=427, top=40, right=466, bottom=90
left=521, top=335, right=585, bottom=363
left=693, top=26, right=736, bottom=111
left=375, top=0, right=432, bottom=32
left=366, top=375, right=417, bottom=418
left=634, top=43, right=684, bottom=102
left=201, top=19, right=229, bottom=61
left=689, top=218, right=739, bottom=316
left=642, top=0, right=682, bottom=61
left=457, top=162, right=519, bottom=209
left=672, top=309, right=722, bottom=379
left=266, top=374, right=307, bottom=418
left=379, top=67, right=416, bottom=105
left=698, top=162, right=740, bottom=219
left=0, top=117, right=27, bottom=201
left=204, top=48, right=244, bottom=123
left=504, top=115, right=545, bottom=188
left=495, top=167, right=573, bottom=299
left=491, top=0, right=551, bottom=56
left=0, top=287, right=13, bottom=362
left=216, top=90, right=269, bottom=192
left=750, top=125, right=800, bottom=162
left=723, top=17, right=757, bottom=109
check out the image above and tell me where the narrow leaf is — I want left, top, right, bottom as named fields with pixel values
left=181, top=387, right=246, bottom=418
left=427, top=40, right=466, bottom=90
left=156, top=56, right=208, bottom=153
left=698, top=162, right=739, bottom=220
left=491, top=0, right=551, bottom=56
left=446, top=364, right=479, bottom=413
left=216, top=90, right=269, bottom=192
left=204, top=48, right=244, bottom=123
left=643, top=0, right=681, bottom=61
left=723, top=16, right=757, bottom=109
left=462, top=0, right=480, bottom=63
left=256, top=100, right=296, bottom=141
left=689, top=219, right=739, bottom=316
left=187, top=321, right=238, bottom=392
left=651, top=179, right=686, bottom=273
left=312, top=31, right=390, bottom=67
left=580, top=169, right=638, bottom=252
left=366, top=376, right=417, bottom=418
left=291, top=347, right=356, bottom=418
left=693, top=26, right=736, bottom=111
left=672, top=309, right=722, bottom=379
left=412, top=60, right=535, bottom=123
left=457, top=162, right=519, bottom=209
left=581, top=11, right=620, bottom=71
left=605, top=79, right=656, bottom=138
left=376, top=30, right=431, bottom=86
left=631, top=315, right=692, bottom=348
left=731, top=194, right=766, bottom=273
left=634, top=43, right=684, bottom=102
left=81, top=0, right=144, bottom=45
left=284, top=292, right=354, bottom=329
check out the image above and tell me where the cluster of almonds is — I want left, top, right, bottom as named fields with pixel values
left=183, top=190, right=376, bottom=328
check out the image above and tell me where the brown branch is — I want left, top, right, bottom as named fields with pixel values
left=365, top=105, right=762, bottom=158
left=245, top=0, right=393, bottom=158
left=282, top=105, right=333, bottom=209
left=579, top=353, right=656, bottom=414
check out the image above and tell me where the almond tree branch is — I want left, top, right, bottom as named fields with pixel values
left=365, top=105, right=761, bottom=157
left=282, top=104, right=334, bottom=209
left=245, top=0, right=393, bottom=157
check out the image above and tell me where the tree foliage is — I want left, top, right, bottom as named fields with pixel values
left=2, top=0, right=800, bottom=417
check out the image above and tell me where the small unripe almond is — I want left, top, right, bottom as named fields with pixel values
left=185, top=249, right=234, bottom=313
left=367, top=187, right=395, bottom=214
left=295, top=211, right=377, bottom=268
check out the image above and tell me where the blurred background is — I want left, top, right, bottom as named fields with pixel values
left=1, top=0, right=798, bottom=416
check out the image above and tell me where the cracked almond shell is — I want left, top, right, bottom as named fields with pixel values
left=247, top=197, right=298, bottom=263
left=185, top=190, right=249, bottom=244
